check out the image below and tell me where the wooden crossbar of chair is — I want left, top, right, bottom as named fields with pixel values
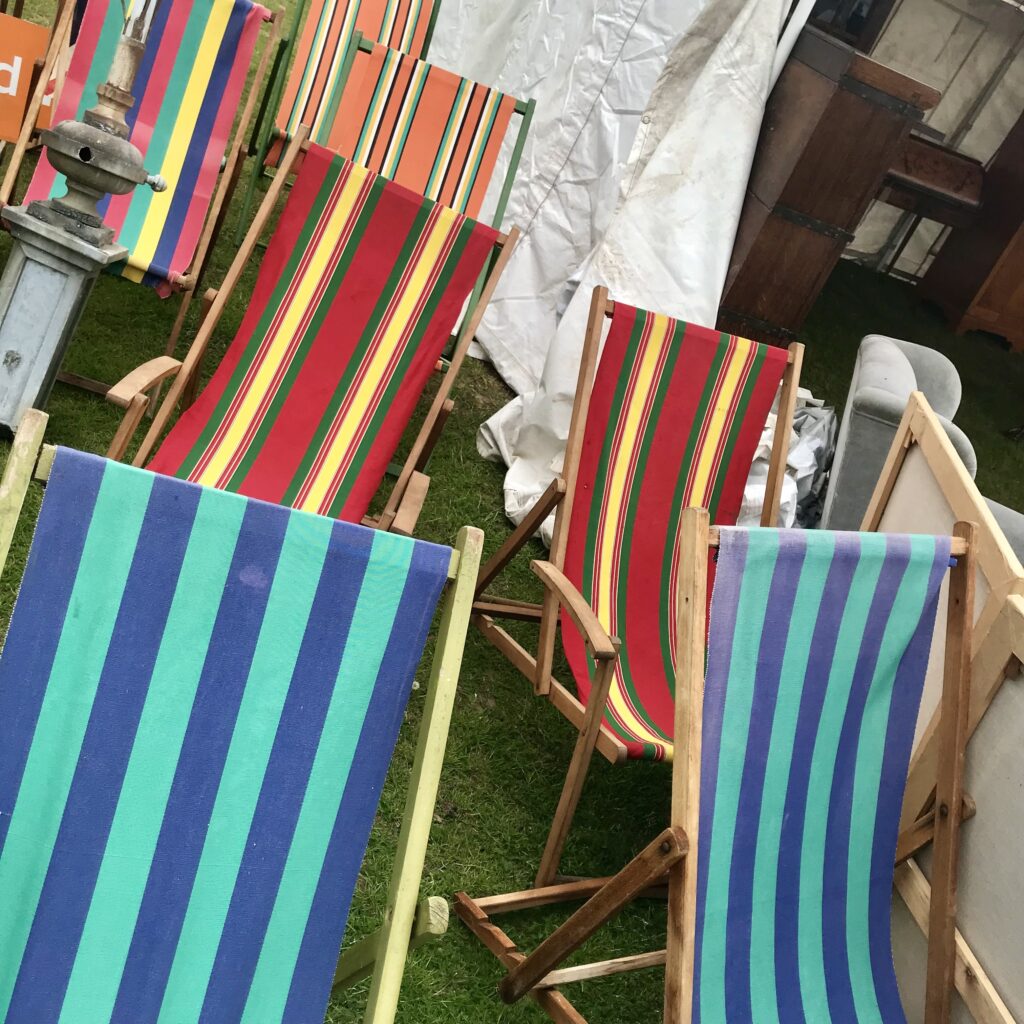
left=457, top=509, right=982, bottom=1024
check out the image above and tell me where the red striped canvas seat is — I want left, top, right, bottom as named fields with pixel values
left=319, top=40, right=518, bottom=219
left=275, top=0, right=435, bottom=147
left=146, top=143, right=498, bottom=521
left=561, top=302, right=789, bottom=761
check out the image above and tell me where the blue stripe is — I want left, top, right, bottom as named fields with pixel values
left=147, top=0, right=248, bottom=280
left=821, top=537, right=910, bottom=1022
left=195, top=523, right=375, bottom=1020
left=96, top=0, right=173, bottom=220
left=723, top=532, right=807, bottom=1023
left=692, top=529, right=748, bottom=1024
left=869, top=540, right=950, bottom=1019
left=108, top=500, right=289, bottom=1023
left=5, top=476, right=202, bottom=1021
left=0, top=451, right=103, bottom=854
left=281, top=541, right=451, bottom=1021
left=772, top=543, right=859, bottom=1023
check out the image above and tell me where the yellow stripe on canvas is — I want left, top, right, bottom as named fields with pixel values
left=292, top=0, right=359, bottom=137
left=125, top=0, right=234, bottom=279
left=686, top=337, right=754, bottom=508
left=296, top=206, right=459, bottom=513
left=312, top=2, right=362, bottom=135
left=592, top=314, right=672, bottom=745
left=193, top=166, right=370, bottom=486
left=354, top=49, right=401, bottom=163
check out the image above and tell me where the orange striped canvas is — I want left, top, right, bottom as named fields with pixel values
left=275, top=0, right=434, bottom=145
left=319, top=41, right=517, bottom=219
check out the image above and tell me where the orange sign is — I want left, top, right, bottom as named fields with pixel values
left=0, top=13, right=49, bottom=143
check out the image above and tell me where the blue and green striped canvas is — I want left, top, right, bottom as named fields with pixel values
left=694, top=528, right=951, bottom=1023
left=0, top=448, right=450, bottom=1023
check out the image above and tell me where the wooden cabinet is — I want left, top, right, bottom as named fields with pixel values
left=919, top=110, right=1024, bottom=352
left=718, top=26, right=938, bottom=346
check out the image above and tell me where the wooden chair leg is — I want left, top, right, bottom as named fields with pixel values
left=105, top=393, right=148, bottom=461
left=535, top=655, right=618, bottom=887
left=499, top=827, right=687, bottom=1005
left=924, top=521, right=976, bottom=1024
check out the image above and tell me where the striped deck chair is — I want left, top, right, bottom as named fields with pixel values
left=14, top=0, right=274, bottom=298
left=474, top=287, right=802, bottom=782
left=457, top=509, right=976, bottom=1024
left=104, top=132, right=517, bottom=535
left=0, top=409, right=482, bottom=1024
left=315, top=35, right=533, bottom=224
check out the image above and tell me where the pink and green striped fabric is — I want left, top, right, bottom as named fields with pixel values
left=0, top=447, right=450, bottom=1022
left=694, top=527, right=950, bottom=1022
left=562, top=302, right=789, bottom=761
left=26, top=0, right=268, bottom=292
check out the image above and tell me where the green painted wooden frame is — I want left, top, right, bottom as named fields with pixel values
left=237, top=18, right=534, bottom=242
left=0, top=409, right=484, bottom=1024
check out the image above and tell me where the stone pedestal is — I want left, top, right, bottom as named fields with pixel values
left=0, top=205, right=126, bottom=433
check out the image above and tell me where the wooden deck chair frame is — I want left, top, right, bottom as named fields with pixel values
left=237, top=27, right=534, bottom=241
left=859, top=390, right=1024, bottom=1024
left=0, top=407, right=484, bottom=1024
left=100, top=125, right=519, bottom=538
left=472, top=286, right=805, bottom=773
left=0, top=5, right=281, bottom=381
left=456, top=509, right=976, bottom=1024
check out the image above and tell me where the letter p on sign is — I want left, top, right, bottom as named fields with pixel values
left=0, top=13, right=48, bottom=143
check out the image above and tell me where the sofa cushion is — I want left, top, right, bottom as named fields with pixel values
left=855, top=335, right=919, bottom=399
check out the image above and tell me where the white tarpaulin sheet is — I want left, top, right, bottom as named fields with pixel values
left=431, top=0, right=808, bottom=535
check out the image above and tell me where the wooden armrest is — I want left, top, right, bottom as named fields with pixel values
left=531, top=560, right=617, bottom=661
left=106, top=357, right=183, bottom=409
left=391, top=471, right=430, bottom=536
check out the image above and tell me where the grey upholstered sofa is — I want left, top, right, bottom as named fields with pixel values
left=821, top=334, right=978, bottom=531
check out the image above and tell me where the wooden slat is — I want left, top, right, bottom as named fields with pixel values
left=390, top=470, right=430, bottom=537
left=895, top=795, right=975, bottom=866
left=499, top=828, right=687, bottom=1004
left=761, top=343, right=804, bottom=526
left=924, top=521, right=976, bottom=1024
left=896, top=861, right=1014, bottom=1024
left=0, top=409, right=47, bottom=578
left=540, top=949, right=667, bottom=988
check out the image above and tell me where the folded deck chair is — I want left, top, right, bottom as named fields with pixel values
left=105, top=132, right=516, bottom=535
left=0, top=408, right=482, bottom=1024
left=474, top=287, right=802, bottom=829
left=5, top=0, right=276, bottom=382
left=457, top=509, right=976, bottom=1024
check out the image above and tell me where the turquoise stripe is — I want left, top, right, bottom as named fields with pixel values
left=55, top=489, right=246, bottom=1024
left=239, top=530, right=414, bottom=1022
left=153, top=514, right=333, bottom=1024
left=0, top=464, right=153, bottom=1019
left=698, top=532, right=780, bottom=1022
left=845, top=535, right=936, bottom=1023
left=117, top=4, right=212, bottom=250
left=384, top=61, right=429, bottom=178
left=796, top=534, right=886, bottom=1015
left=748, top=533, right=835, bottom=1024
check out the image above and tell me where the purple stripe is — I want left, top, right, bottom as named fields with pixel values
left=6, top=476, right=201, bottom=1021
left=147, top=0, right=250, bottom=279
left=194, top=524, right=374, bottom=1021
left=870, top=539, right=950, bottom=1019
left=821, top=536, right=911, bottom=1021
left=692, top=528, right=748, bottom=1024
left=109, top=501, right=288, bottom=1023
left=281, top=542, right=451, bottom=1022
left=723, top=532, right=808, bottom=1022
left=0, top=452, right=103, bottom=855
left=773, top=539, right=860, bottom=1024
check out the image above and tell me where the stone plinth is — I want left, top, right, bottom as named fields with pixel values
left=0, top=205, right=126, bottom=433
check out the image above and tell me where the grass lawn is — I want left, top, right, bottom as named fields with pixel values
left=2, top=7, right=1024, bottom=1021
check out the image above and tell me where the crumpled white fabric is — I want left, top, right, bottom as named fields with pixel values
left=464, top=0, right=805, bottom=537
